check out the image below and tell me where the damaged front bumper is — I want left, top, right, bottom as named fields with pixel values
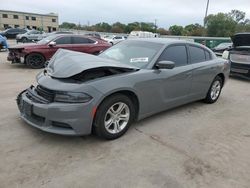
left=7, top=50, right=25, bottom=63
left=16, top=86, right=94, bottom=136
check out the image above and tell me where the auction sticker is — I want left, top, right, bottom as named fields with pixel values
left=130, top=57, right=149, bottom=63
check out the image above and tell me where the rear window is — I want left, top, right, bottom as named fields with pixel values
left=72, top=36, right=95, bottom=44
left=189, top=46, right=206, bottom=63
left=55, top=36, right=72, bottom=44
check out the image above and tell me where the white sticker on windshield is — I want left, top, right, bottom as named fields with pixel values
left=130, top=57, right=149, bottom=63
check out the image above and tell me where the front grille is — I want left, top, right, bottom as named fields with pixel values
left=35, top=85, right=55, bottom=102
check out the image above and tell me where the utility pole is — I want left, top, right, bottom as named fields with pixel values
left=204, top=0, right=210, bottom=28
left=154, top=19, right=157, bottom=33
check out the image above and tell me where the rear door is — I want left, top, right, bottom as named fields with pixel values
left=71, top=36, right=97, bottom=54
left=188, top=45, right=216, bottom=97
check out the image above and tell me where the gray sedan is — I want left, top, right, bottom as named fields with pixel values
left=17, top=38, right=230, bottom=139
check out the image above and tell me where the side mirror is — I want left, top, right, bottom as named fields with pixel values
left=48, top=41, right=56, bottom=47
left=156, top=61, right=175, bottom=69
left=222, top=51, right=229, bottom=60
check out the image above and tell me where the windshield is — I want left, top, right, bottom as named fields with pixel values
left=99, top=40, right=163, bottom=68
left=37, top=35, right=57, bottom=44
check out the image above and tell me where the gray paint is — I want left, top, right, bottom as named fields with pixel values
left=17, top=39, right=230, bottom=135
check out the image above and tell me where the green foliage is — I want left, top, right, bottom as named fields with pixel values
left=205, top=13, right=237, bottom=37
left=228, top=9, right=246, bottom=23
left=59, top=22, right=77, bottom=29
left=169, top=25, right=184, bottom=35
left=157, top=28, right=169, bottom=35
left=184, top=24, right=204, bottom=36
left=59, top=9, right=250, bottom=37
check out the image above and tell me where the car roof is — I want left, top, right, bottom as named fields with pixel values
left=52, top=34, right=99, bottom=40
left=128, top=38, right=200, bottom=46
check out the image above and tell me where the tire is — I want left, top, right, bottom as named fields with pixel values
left=26, top=53, right=46, bottom=69
left=21, top=37, right=28, bottom=43
left=204, top=76, right=223, bottom=104
left=93, top=94, right=136, bottom=140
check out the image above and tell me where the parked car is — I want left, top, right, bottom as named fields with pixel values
left=16, top=30, right=46, bottom=43
left=212, top=42, right=232, bottom=56
left=7, top=34, right=111, bottom=68
left=84, top=33, right=101, bottom=39
left=37, top=31, right=74, bottom=41
left=16, top=38, right=230, bottom=139
left=0, top=35, right=8, bottom=51
left=104, top=35, right=126, bottom=45
left=0, top=28, right=28, bottom=39
left=222, top=33, right=250, bottom=79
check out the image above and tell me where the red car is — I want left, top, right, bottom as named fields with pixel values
left=7, top=34, right=111, bottom=68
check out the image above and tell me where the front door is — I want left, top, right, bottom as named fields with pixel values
left=47, top=36, right=72, bottom=59
left=149, top=45, right=193, bottom=113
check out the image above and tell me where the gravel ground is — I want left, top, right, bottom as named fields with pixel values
left=0, top=40, right=250, bottom=188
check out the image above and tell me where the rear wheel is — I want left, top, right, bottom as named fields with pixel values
left=204, top=76, right=223, bottom=103
left=26, top=53, right=45, bottom=69
left=93, top=94, right=135, bottom=140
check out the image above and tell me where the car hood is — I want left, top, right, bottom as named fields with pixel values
left=231, top=33, right=250, bottom=47
left=8, top=43, right=44, bottom=50
left=46, top=49, right=139, bottom=78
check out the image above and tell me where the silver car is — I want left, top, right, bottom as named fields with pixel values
left=16, top=30, right=46, bottom=43
left=17, top=38, right=230, bottom=139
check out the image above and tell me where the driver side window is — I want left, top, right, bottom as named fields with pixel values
left=158, top=45, right=188, bottom=67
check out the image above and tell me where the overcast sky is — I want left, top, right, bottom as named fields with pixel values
left=1, top=0, right=250, bottom=28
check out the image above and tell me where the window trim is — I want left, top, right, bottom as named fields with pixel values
left=187, top=44, right=212, bottom=64
left=154, top=43, right=189, bottom=68
left=53, top=36, right=73, bottom=45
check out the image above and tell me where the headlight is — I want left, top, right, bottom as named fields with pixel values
left=54, top=92, right=92, bottom=103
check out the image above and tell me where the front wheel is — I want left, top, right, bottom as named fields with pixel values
left=204, top=76, right=223, bottom=104
left=26, top=53, right=45, bottom=69
left=93, top=94, right=135, bottom=140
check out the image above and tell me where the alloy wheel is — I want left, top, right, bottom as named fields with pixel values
left=104, top=102, right=130, bottom=134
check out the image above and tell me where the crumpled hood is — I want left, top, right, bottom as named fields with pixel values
left=46, top=49, right=139, bottom=78
left=231, top=33, right=250, bottom=47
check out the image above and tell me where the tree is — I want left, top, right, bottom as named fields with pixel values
left=184, top=24, right=204, bottom=36
left=169, top=25, right=184, bottom=35
left=125, top=22, right=141, bottom=33
left=228, top=9, right=245, bottom=23
left=59, top=22, right=77, bottom=29
left=205, top=13, right=237, bottom=37
left=157, top=28, right=169, bottom=35
left=112, top=22, right=126, bottom=33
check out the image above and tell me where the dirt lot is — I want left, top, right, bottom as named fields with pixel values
left=0, top=40, right=250, bottom=188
